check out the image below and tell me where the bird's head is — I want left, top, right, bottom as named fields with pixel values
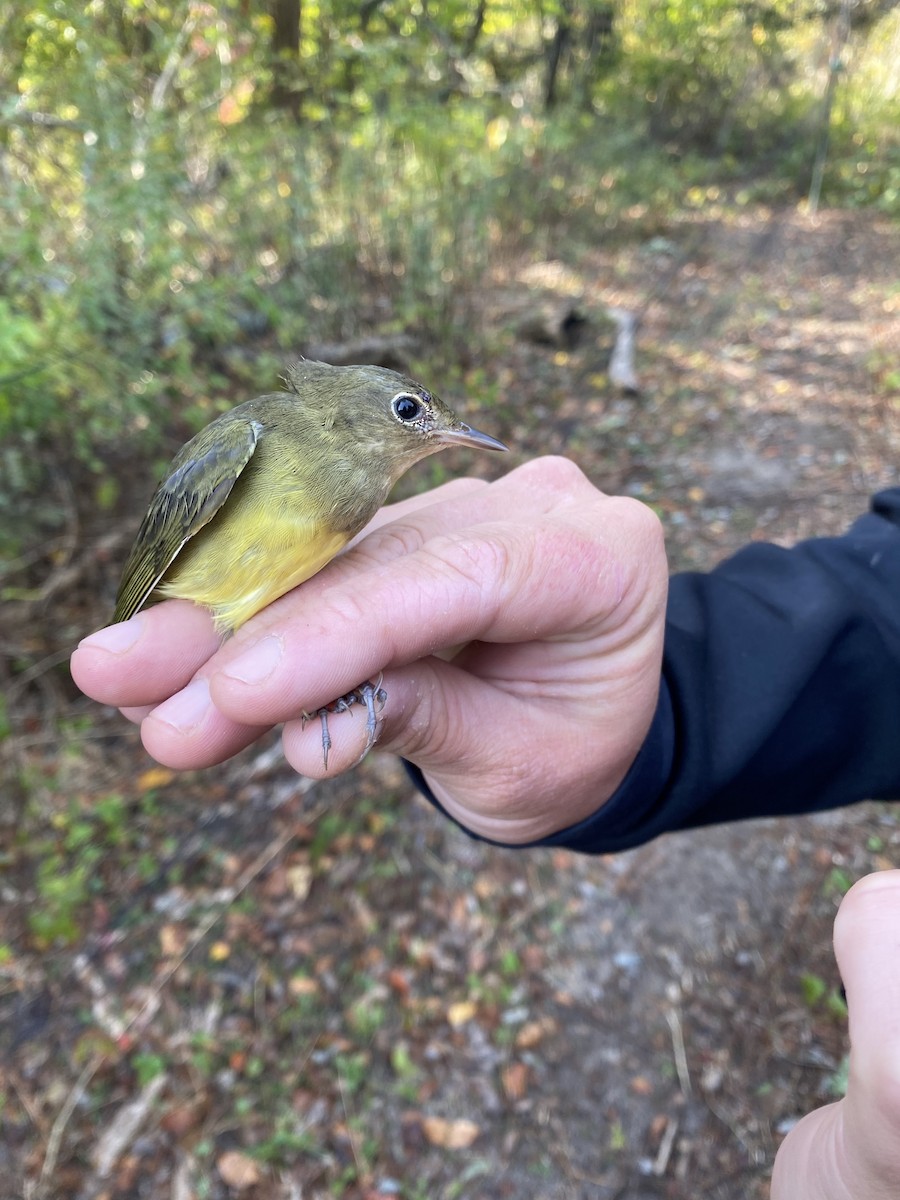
left=282, top=360, right=508, bottom=472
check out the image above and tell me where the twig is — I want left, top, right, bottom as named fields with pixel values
left=607, top=307, right=641, bottom=394
left=3, top=648, right=75, bottom=703
left=8, top=1073, right=44, bottom=1132
left=652, top=1115, right=679, bottom=1176
left=337, top=1062, right=366, bottom=1185
left=666, top=1006, right=692, bottom=1098
left=91, top=1072, right=169, bottom=1177
left=0, top=111, right=87, bottom=131
left=35, top=1056, right=100, bottom=1197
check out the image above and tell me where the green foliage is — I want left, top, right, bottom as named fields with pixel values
left=251, top=1115, right=321, bottom=1163
left=346, top=991, right=387, bottom=1039
left=800, top=970, right=827, bottom=1007
left=823, top=866, right=855, bottom=897
left=799, top=970, right=848, bottom=1021
left=132, top=1052, right=168, bottom=1086
left=24, top=789, right=140, bottom=947
left=28, top=855, right=95, bottom=945
left=828, top=1052, right=850, bottom=1097
left=334, top=1050, right=370, bottom=1095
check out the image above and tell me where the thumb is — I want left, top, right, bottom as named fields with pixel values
left=771, top=870, right=900, bottom=1200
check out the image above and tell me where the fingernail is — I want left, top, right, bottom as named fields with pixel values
left=221, top=635, right=284, bottom=685
left=78, top=617, right=144, bottom=655
left=153, top=677, right=211, bottom=734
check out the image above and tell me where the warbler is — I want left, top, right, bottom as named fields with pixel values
left=114, top=359, right=507, bottom=762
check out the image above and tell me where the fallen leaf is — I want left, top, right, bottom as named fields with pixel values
left=515, top=1016, right=557, bottom=1048
left=421, top=1116, right=480, bottom=1149
left=387, top=968, right=411, bottom=999
left=160, top=1094, right=208, bottom=1136
left=261, top=864, right=288, bottom=898
left=137, top=767, right=175, bottom=791
left=502, top=1062, right=529, bottom=1100
left=217, top=1150, right=261, bottom=1189
left=286, top=863, right=313, bottom=901
left=522, top=945, right=544, bottom=972
left=288, top=975, right=320, bottom=997
left=447, top=1000, right=477, bottom=1027
left=159, top=924, right=187, bottom=958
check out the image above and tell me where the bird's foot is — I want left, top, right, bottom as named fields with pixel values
left=301, top=677, right=387, bottom=769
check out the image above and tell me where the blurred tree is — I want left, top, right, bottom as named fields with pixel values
left=544, top=0, right=617, bottom=110
left=270, top=0, right=302, bottom=118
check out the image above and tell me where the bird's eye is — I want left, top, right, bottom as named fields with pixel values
left=391, top=393, right=423, bottom=423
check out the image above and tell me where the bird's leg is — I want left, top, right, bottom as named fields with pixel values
left=301, top=677, right=387, bottom=770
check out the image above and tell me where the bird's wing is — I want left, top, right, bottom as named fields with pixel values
left=113, top=418, right=263, bottom=623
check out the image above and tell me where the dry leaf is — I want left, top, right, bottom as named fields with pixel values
left=261, top=864, right=288, bottom=898
left=387, top=968, right=411, bottom=999
left=137, top=766, right=175, bottom=791
left=159, top=923, right=187, bottom=958
left=286, top=863, right=313, bottom=901
left=421, top=1116, right=480, bottom=1149
left=160, top=1095, right=208, bottom=1136
left=217, top=1150, right=261, bottom=1189
left=288, top=974, right=320, bottom=997
left=502, top=1062, right=529, bottom=1101
left=515, top=1017, right=557, bottom=1049
left=447, top=1000, right=477, bottom=1027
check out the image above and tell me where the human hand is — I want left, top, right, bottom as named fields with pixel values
left=771, top=870, right=900, bottom=1200
left=71, top=456, right=667, bottom=844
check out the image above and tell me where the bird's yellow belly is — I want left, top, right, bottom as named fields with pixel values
left=159, top=492, right=349, bottom=632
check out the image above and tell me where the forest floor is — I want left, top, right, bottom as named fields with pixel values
left=2, top=202, right=900, bottom=1200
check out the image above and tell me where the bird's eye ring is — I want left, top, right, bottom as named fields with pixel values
left=391, top=393, right=423, bottom=423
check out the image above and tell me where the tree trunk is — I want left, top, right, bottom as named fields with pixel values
left=544, top=0, right=573, bottom=109
left=270, top=0, right=302, bottom=120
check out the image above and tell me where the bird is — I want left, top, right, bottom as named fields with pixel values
left=114, top=359, right=508, bottom=763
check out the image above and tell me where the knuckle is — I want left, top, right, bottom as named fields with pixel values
left=356, top=519, right=425, bottom=564
left=512, top=454, right=592, bottom=498
left=437, top=530, right=514, bottom=613
left=607, top=495, right=665, bottom=546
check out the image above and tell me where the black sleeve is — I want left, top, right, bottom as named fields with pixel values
left=405, top=488, right=900, bottom=854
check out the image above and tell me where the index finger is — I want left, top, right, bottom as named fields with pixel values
left=208, top=463, right=663, bottom=726
left=69, top=478, right=489, bottom=711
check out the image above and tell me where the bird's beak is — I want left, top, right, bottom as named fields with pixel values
left=438, top=422, right=509, bottom=453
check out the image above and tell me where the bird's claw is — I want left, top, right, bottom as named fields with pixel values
left=301, top=677, right=387, bottom=769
